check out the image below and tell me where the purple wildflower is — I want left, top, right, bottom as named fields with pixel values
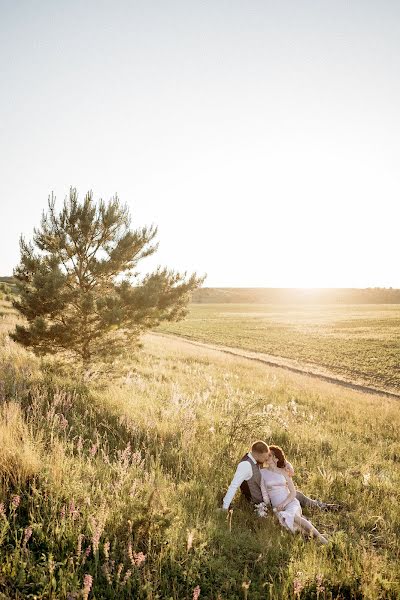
left=133, top=551, right=146, bottom=567
left=116, top=563, right=123, bottom=582
left=81, top=545, right=91, bottom=566
left=69, top=499, right=79, bottom=520
left=77, top=534, right=84, bottom=558
left=128, top=543, right=146, bottom=568
left=103, top=540, right=110, bottom=559
left=102, top=563, right=112, bottom=585
left=59, top=414, right=68, bottom=429
left=89, top=444, right=98, bottom=457
left=122, top=569, right=132, bottom=585
left=293, top=578, right=304, bottom=596
left=23, top=526, right=33, bottom=545
left=316, top=574, right=325, bottom=594
left=91, top=526, right=101, bottom=554
left=82, top=573, right=93, bottom=600
left=11, top=495, right=20, bottom=509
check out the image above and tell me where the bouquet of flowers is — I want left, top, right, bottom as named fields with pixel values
left=254, top=502, right=269, bottom=518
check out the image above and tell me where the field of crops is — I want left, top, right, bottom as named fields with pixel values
left=159, top=304, right=400, bottom=393
left=1, top=298, right=400, bottom=598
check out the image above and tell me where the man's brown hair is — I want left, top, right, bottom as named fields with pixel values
left=251, top=440, right=269, bottom=454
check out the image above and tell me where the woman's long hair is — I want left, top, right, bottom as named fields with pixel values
left=269, top=445, right=286, bottom=468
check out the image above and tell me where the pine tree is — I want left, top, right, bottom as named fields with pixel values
left=11, top=188, right=204, bottom=371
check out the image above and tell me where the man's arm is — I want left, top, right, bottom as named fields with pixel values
left=222, top=461, right=252, bottom=509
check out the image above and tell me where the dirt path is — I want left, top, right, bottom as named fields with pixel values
left=150, top=332, right=400, bottom=400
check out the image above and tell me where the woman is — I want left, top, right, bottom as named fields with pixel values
left=261, top=445, right=328, bottom=544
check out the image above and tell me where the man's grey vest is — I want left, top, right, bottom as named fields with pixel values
left=239, top=454, right=263, bottom=504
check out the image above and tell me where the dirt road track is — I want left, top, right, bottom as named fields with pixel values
left=150, top=332, right=400, bottom=401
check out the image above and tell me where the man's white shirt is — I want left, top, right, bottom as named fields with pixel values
left=222, top=453, right=294, bottom=510
left=222, top=452, right=257, bottom=509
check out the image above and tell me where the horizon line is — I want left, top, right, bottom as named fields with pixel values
left=1, top=276, right=399, bottom=291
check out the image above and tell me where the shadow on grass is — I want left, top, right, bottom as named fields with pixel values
left=159, top=490, right=295, bottom=600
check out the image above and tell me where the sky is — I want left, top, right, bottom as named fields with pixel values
left=1, top=0, right=399, bottom=288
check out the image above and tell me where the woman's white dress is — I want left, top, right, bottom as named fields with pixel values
left=261, top=468, right=302, bottom=533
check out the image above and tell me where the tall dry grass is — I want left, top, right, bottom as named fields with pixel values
left=0, top=300, right=399, bottom=599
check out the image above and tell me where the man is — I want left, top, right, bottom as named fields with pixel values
left=222, top=440, right=336, bottom=511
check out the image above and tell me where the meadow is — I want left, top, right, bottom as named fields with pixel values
left=0, top=299, right=400, bottom=599
left=158, top=304, right=400, bottom=393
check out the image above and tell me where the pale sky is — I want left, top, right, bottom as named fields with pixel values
left=1, top=1, right=399, bottom=288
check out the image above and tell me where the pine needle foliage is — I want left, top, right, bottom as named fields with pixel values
left=11, top=188, right=204, bottom=370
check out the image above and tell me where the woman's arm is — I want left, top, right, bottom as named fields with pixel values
left=276, top=471, right=296, bottom=511
left=260, top=471, right=271, bottom=505
left=285, top=460, right=294, bottom=477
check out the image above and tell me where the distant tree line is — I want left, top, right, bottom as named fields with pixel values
left=3, top=277, right=400, bottom=305
left=192, top=287, right=400, bottom=304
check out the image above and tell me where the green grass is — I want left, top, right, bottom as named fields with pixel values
left=158, top=304, right=400, bottom=392
left=1, top=300, right=400, bottom=598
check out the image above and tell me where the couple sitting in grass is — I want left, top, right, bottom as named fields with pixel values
left=222, top=441, right=337, bottom=544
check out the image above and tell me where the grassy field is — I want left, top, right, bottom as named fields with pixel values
left=0, top=306, right=400, bottom=600
left=1, top=299, right=400, bottom=598
left=158, top=304, right=400, bottom=393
